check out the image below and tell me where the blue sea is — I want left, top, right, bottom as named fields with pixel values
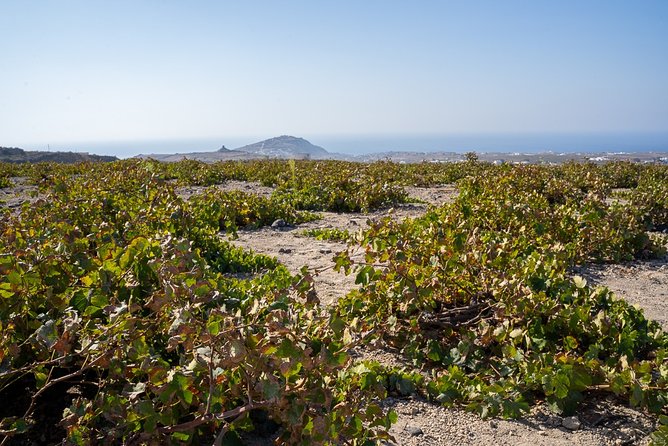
left=25, top=132, right=668, bottom=159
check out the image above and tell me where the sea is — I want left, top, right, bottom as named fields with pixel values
left=23, top=132, right=668, bottom=159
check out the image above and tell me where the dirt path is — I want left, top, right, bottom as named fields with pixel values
left=230, top=226, right=356, bottom=306
left=229, top=203, right=433, bottom=306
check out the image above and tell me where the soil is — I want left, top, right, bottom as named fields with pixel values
left=0, top=177, right=40, bottom=213
left=175, top=180, right=276, bottom=200
left=576, top=258, right=668, bottom=331
left=228, top=204, right=430, bottom=307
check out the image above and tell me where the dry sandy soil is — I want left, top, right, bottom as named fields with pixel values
left=0, top=177, right=40, bottom=212
left=576, top=260, right=668, bottom=332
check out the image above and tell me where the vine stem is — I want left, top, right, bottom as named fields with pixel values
left=152, top=400, right=269, bottom=436
left=21, top=352, right=107, bottom=422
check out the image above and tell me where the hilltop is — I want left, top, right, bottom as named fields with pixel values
left=232, top=135, right=330, bottom=159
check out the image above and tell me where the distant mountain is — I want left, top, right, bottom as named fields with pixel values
left=137, top=136, right=338, bottom=162
left=233, top=136, right=329, bottom=159
left=0, top=147, right=117, bottom=163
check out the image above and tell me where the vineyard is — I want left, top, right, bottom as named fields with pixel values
left=0, top=159, right=667, bottom=445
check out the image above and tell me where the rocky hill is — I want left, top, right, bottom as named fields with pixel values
left=141, top=136, right=336, bottom=162
left=0, top=147, right=117, bottom=163
left=233, top=135, right=329, bottom=159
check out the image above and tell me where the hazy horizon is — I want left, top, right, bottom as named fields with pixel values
left=17, top=131, right=668, bottom=159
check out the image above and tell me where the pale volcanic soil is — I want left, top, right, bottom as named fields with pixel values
left=576, top=258, right=668, bottom=332
left=0, top=177, right=41, bottom=213
left=210, top=181, right=666, bottom=446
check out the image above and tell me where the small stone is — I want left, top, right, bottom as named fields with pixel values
left=546, top=416, right=562, bottom=427
left=489, top=420, right=498, bottom=429
left=562, top=416, right=581, bottom=431
left=271, top=219, right=287, bottom=228
left=619, top=427, right=637, bottom=441
left=405, top=425, right=423, bottom=437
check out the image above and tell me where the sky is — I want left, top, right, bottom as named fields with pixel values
left=1, top=1, right=667, bottom=156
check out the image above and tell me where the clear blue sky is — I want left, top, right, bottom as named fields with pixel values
left=1, top=1, right=667, bottom=155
